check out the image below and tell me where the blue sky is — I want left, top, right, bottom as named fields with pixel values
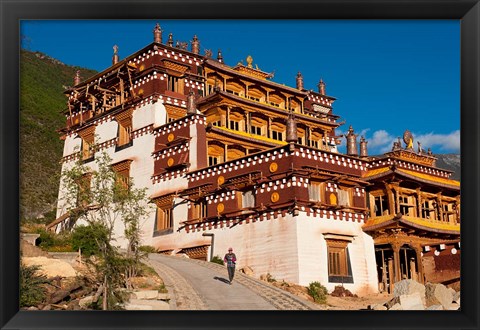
left=21, top=20, right=460, bottom=155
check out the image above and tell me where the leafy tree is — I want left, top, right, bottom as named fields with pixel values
left=60, top=150, right=152, bottom=309
left=71, top=224, right=109, bottom=257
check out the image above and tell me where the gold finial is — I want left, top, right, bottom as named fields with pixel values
left=246, top=55, right=253, bottom=68
left=403, top=130, right=414, bottom=150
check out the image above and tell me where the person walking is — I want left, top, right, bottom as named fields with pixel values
left=224, top=247, right=237, bottom=285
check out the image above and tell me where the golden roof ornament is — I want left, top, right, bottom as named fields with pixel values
left=233, top=56, right=271, bottom=80
left=246, top=55, right=253, bottom=68
left=403, top=129, right=414, bottom=150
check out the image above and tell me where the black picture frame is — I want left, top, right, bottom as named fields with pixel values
left=1, top=1, right=479, bottom=329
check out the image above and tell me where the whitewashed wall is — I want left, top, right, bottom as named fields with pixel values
left=295, top=212, right=378, bottom=295
left=56, top=101, right=167, bottom=248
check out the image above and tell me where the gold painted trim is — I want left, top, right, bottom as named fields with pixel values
left=269, top=162, right=278, bottom=173
left=271, top=192, right=280, bottom=203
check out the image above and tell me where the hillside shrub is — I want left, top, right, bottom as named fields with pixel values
left=265, top=273, right=276, bottom=283
left=138, top=245, right=157, bottom=253
left=210, top=255, right=224, bottom=265
left=33, top=227, right=73, bottom=251
left=307, top=281, right=328, bottom=304
left=71, top=224, right=109, bottom=257
left=20, top=262, right=50, bottom=307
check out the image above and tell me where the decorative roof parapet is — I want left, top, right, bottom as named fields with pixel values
left=384, top=149, right=437, bottom=167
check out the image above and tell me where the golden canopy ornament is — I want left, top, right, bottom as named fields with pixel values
left=246, top=55, right=253, bottom=68
left=403, top=129, right=414, bottom=149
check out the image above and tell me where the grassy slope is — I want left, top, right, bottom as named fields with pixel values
left=20, top=50, right=97, bottom=221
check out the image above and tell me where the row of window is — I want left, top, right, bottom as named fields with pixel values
left=80, top=121, right=132, bottom=161
left=372, top=194, right=457, bottom=222
left=74, top=165, right=131, bottom=207
left=210, top=81, right=302, bottom=112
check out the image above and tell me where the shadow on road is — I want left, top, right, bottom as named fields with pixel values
left=213, top=276, right=230, bottom=284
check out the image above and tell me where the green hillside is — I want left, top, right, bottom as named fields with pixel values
left=20, top=50, right=97, bottom=221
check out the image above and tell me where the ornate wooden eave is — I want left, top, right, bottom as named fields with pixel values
left=204, top=59, right=310, bottom=97
left=111, top=159, right=133, bottom=172
left=150, top=191, right=176, bottom=206
left=207, top=126, right=286, bottom=149
left=363, top=214, right=460, bottom=236
left=363, top=166, right=459, bottom=191
left=302, top=165, right=367, bottom=184
left=66, top=42, right=203, bottom=92
left=178, top=183, right=213, bottom=199
left=371, top=228, right=460, bottom=247
left=220, top=171, right=263, bottom=190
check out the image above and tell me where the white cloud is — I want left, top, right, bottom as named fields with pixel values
left=368, top=130, right=396, bottom=153
left=413, top=130, right=460, bottom=153
left=367, top=129, right=460, bottom=154
left=333, top=128, right=460, bottom=155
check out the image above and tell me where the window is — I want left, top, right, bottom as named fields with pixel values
left=325, top=238, right=353, bottom=283
left=207, top=84, right=215, bottom=95
left=226, top=89, right=240, bottom=96
left=337, top=188, right=351, bottom=207
left=117, top=122, right=132, bottom=147
left=308, top=182, right=321, bottom=202
left=374, top=195, right=389, bottom=216
left=209, top=156, right=220, bottom=166
left=250, top=117, right=266, bottom=136
left=111, top=159, right=133, bottom=201
left=81, top=139, right=93, bottom=160
left=212, top=120, right=221, bottom=127
left=76, top=173, right=91, bottom=207
left=241, top=190, right=255, bottom=209
left=155, top=206, right=173, bottom=231
left=399, top=194, right=416, bottom=216
left=191, top=201, right=207, bottom=220
left=115, top=109, right=133, bottom=150
left=168, top=76, right=184, bottom=94
left=168, top=76, right=178, bottom=92
left=272, top=130, right=283, bottom=141
left=421, top=200, right=436, bottom=219
left=251, top=125, right=262, bottom=135
left=229, top=120, right=240, bottom=131
left=442, top=202, right=455, bottom=222
left=153, top=195, right=174, bottom=235
left=309, top=139, right=319, bottom=149
left=78, top=126, right=95, bottom=161
left=208, top=144, right=224, bottom=166
left=309, top=131, right=324, bottom=150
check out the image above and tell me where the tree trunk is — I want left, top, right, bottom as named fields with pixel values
left=102, top=275, right=108, bottom=310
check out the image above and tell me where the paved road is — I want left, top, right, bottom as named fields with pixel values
left=147, top=254, right=322, bottom=311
